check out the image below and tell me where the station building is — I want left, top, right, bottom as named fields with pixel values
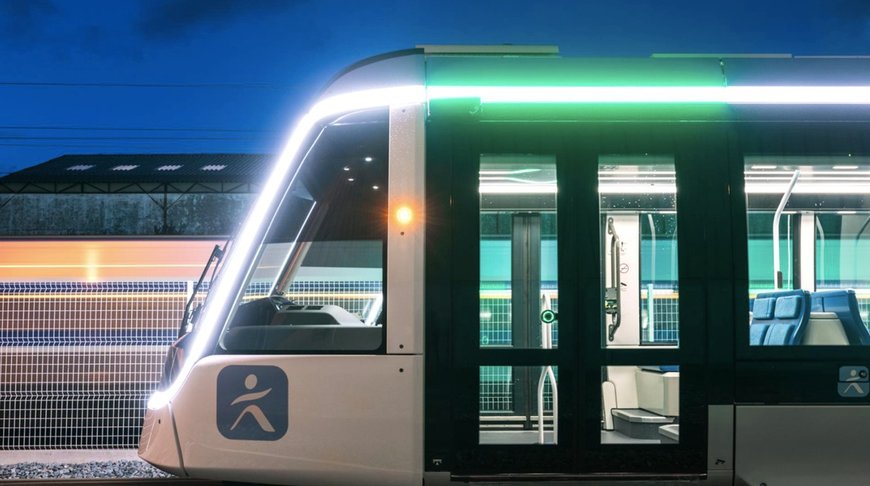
left=0, top=153, right=270, bottom=450
left=0, top=153, right=269, bottom=236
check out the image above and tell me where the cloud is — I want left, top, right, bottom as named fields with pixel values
left=0, top=0, right=59, bottom=42
left=138, top=0, right=300, bottom=40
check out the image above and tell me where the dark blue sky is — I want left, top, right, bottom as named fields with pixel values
left=0, top=0, right=868, bottom=175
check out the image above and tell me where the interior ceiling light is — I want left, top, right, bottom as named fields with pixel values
left=479, top=168, right=542, bottom=175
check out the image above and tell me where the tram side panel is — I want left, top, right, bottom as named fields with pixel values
left=170, top=354, right=423, bottom=486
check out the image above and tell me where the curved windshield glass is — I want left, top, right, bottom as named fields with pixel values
left=219, top=109, right=389, bottom=353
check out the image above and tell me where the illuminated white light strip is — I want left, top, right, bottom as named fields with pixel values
left=479, top=168, right=542, bottom=175
left=147, top=85, right=427, bottom=410
left=427, top=85, right=870, bottom=104
left=149, top=80, right=870, bottom=410
left=480, top=184, right=557, bottom=194
left=746, top=183, right=870, bottom=194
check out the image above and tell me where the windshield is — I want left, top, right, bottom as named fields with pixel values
left=218, top=109, right=389, bottom=353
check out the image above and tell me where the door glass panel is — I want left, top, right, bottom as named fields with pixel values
left=601, top=365, right=680, bottom=444
left=480, top=365, right=558, bottom=445
left=480, top=155, right=558, bottom=350
left=599, top=156, right=679, bottom=348
left=745, top=156, right=870, bottom=345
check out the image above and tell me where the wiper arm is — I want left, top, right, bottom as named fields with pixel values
left=179, top=243, right=225, bottom=337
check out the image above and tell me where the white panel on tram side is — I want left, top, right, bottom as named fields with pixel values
left=736, top=405, right=870, bottom=486
left=800, top=211, right=816, bottom=292
left=707, top=404, right=734, bottom=477
left=604, top=214, right=641, bottom=347
left=173, top=354, right=424, bottom=486
left=387, top=104, right=425, bottom=355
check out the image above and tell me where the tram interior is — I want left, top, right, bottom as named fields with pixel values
left=745, top=157, right=870, bottom=347
left=478, top=154, right=870, bottom=446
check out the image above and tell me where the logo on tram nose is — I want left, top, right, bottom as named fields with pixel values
left=217, top=365, right=288, bottom=440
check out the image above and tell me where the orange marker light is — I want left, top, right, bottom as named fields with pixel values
left=396, top=206, right=414, bottom=225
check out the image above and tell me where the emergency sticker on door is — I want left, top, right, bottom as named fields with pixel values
left=217, top=365, right=288, bottom=440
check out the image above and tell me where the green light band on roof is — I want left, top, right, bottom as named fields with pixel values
left=427, top=85, right=870, bottom=104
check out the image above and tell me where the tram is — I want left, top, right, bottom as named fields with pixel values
left=139, top=46, right=870, bottom=485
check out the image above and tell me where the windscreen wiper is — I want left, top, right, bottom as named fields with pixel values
left=178, top=243, right=226, bottom=337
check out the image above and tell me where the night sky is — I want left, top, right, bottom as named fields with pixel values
left=1, top=0, right=868, bottom=175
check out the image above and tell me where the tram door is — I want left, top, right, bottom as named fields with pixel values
left=426, top=120, right=723, bottom=479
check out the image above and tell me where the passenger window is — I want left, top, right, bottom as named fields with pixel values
left=745, top=157, right=870, bottom=346
left=479, top=155, right=558, bottom=350
left=599, top=156, right=679, bottom=348
left=219, top=111, right=388, bottom=353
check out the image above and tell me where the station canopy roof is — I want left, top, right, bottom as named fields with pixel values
left=0, top=153, right=273, bottom=194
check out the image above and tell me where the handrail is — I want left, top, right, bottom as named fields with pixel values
left=773, top=170, right=800, bottom=289
left=606, top=218, right=622, bottom=341
left=646, top=214, right=656, bottom=342
left=537, top=293, right=558, bottom=445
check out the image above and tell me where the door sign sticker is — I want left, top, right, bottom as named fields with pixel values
left=217, top=365, right=288, bottom=440
left=838, top=366, right=869, bottom=398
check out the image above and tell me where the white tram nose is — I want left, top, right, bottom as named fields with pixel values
left=139, top=404, right=184, bottom=477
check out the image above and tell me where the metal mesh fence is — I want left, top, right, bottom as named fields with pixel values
left=0, top=282, right=184, bottom=449
left=479, top=366, right=555, bottom=416
left=642, top=291, right=680, bottom=344
left=0, top=279, right=381, bottom=450
left=479, top=286, right=558, bottom=416
left=4, top=276, right=864, bottom=448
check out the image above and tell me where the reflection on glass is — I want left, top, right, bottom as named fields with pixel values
left=599, top=156, right=679, bottom=348
left=479, top=155, right=558, bottom=350
left=219, top=116, right=388, bottom=353
left=479, top=365, right=558, bottom=445
left=746, top=157, right=870, bottom=346
left=601, top=365, right=679, bottom=445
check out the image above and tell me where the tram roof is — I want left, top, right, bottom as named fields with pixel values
left=421, top=50, right=870, bottom=87
left=322, top=47, right=870, bottom=106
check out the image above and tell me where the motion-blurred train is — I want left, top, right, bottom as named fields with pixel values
left=139, top=45, right=870, bottom=485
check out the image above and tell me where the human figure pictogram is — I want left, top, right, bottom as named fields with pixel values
left=229, top=373, right=275, bottom=432
left=843, top=369, right=866, bottom=395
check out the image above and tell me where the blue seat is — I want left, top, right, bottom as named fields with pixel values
left=810, top=290, right=870, bottom=345
left=750, top=290, right=811, bottom=345
left=639, top=365, right=680, bottom=373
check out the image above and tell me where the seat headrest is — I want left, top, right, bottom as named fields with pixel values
left=810, top=290, right=870, bottom=345
left=774, top=295, right=802, bottom=319
left=752, top=297, right=775, bottom=320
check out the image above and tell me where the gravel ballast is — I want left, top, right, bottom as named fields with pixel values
left=0, top=460, right=175, bottom=480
